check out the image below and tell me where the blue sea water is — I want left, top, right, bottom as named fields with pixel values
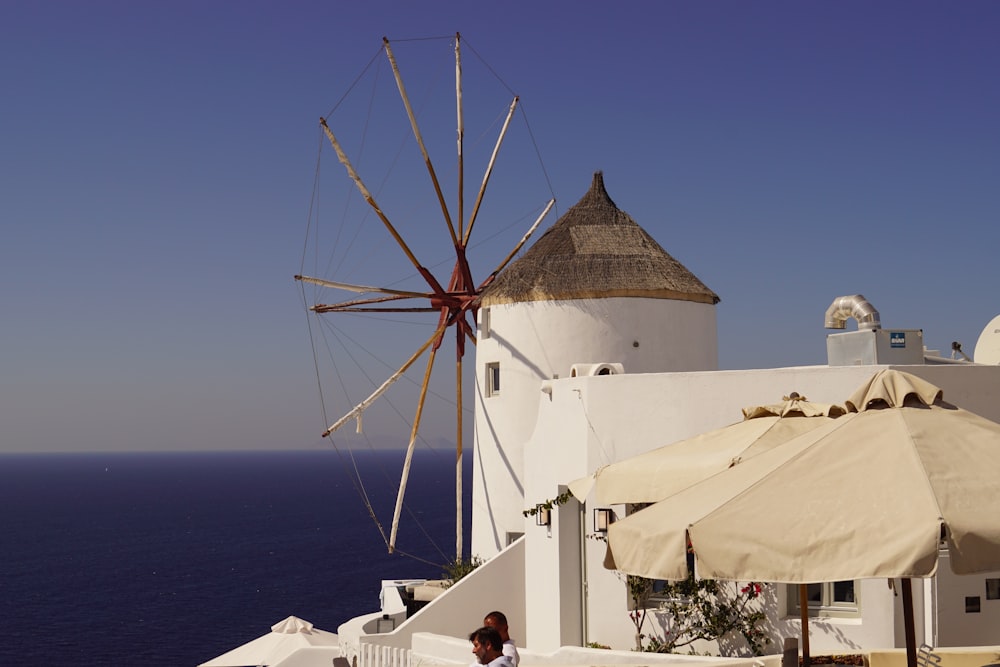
left=0, top=449, right=471, bottom=666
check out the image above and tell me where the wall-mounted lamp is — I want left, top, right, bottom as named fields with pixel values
left=535, top=504, right=551, bottom=526
left=594, top=508, right=613, bottom=532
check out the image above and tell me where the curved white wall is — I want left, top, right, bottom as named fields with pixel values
left=471, top=296, right=717, bottom=557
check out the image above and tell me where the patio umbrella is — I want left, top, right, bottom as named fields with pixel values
left=573, top=393, right=843, bottom=664
left=607, top=369, right=1000, bottom=667
left=199, top=616, right=340, bottom=666
left=569, top=394, right=844, bottom=504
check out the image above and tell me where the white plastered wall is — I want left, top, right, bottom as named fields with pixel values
left=471, top=297, right=717, bottom=559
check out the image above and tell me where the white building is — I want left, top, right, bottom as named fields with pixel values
left=468, top=172, right=1000, bottom=657
left=207, top=173, right=1000, bottom=667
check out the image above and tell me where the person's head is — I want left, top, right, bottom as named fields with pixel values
left=483, top=611, right=510, bottom=641
left=469, top=626, right=503, bottom=664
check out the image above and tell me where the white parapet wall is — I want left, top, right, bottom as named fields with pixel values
left=341, top=538, right=527, bottom=667
left=411, top=631, right=781, bottom=667
left=868, top=646, right=1000, bottom=667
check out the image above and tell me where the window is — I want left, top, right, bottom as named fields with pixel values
left=787, top=581, right=860, bottom=618
left=966, top=596, right=981, bottom=613
left=486, top=362, right=501, bottom=396
left=479, top=308, right=491, bottom=339
left=986, top=578, right=1000, bottom=600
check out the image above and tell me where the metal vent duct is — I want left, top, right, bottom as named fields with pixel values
left=825, top=295, right=881, bottom=330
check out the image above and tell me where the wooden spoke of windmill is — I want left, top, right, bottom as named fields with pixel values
left=304, top=33, right=554, bottom=559
left=294, top=275, right=486, bottom=313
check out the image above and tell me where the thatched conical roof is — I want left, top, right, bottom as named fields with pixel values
left=480, top=172, right=719, bottom=306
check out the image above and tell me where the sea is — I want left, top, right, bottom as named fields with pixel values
left=0, top=449, right=471, bottom=666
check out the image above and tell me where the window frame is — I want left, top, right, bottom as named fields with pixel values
left=479, top=307, right=491, bottom=339
left=787, top=581, right=861, bottom=619
left=485, top=362, right=501, bottom=397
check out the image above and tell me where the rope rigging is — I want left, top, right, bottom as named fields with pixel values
left=302, top=276, right=461, bottom=559
left=299, top=280, right=455, bottom=567
left=298, top=32, right=556, bottom=563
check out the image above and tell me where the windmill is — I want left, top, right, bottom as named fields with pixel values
left=295, top=34, right=555, bottom=560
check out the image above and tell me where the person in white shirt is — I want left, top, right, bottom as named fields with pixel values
left=469, top=626, right=514, bottom=667
left=484, top=611, right=520, bottom=666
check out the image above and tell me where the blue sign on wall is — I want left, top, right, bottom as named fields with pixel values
left=890, top=332, right=906, bottom=348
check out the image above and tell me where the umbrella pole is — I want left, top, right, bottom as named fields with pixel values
left=799, top=584, right=811, bottom=667
left=901, top=579, right=917, bottom=667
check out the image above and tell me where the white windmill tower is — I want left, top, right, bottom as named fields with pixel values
left=471, top=171, right=720, bottom=556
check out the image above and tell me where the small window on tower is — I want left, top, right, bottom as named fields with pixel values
left=479, top=308, right=491, bottom=339
left=486, top=362, right=501, bottom=397
left=987, top=579, right=1000, bottom=600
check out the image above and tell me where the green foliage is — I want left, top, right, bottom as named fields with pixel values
left=586, top=642, right=611, bottom=650
left=627, top=575, right=653, bottom=650
left=629, top=571, right=770, bottom=656
left=442, top=555, right=484, bottom=586
left=522, top=491, right=574, bottom=518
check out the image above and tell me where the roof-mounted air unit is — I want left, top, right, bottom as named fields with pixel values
left=570, top=362, right=625, bottom=377
left=827, top=329, right=925, bottom=366
left=824, top=295, right=923, bottom=365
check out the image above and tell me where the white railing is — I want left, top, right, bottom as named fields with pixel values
left=360, top=640, right=412, bottom=667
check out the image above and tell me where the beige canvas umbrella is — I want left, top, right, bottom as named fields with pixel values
left=607, top=369, right=1000, bottom=667
left=573, top=393, right=843, bottom=664
left=199, top=616, right=340, bottom=667
left=569, top=394, right=844, bottom=504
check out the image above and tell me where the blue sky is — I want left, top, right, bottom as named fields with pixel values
left=2, top=1, right=998, bottom=453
